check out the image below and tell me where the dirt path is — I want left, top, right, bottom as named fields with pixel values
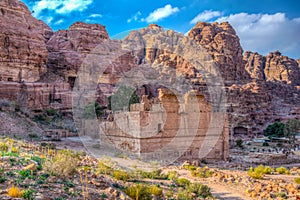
left=203, top=182, right=250, bottom=200
left=164, top=168, right=251, bottom=200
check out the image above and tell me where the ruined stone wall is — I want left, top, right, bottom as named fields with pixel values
left=0, top=82, right=71, bottom=111
left=101, top=89, right=229, bottom=161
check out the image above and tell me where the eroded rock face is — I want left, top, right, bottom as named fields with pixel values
left=243, top=51, right=266, bottom=80
left=0, top=0, right=52, bottom=82
left=188, top=22, right=250, bottom=83
left=264, top=51, right=300, bottom=85
left=46, top=22, right=109, bottom=81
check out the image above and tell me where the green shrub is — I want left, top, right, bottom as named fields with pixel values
left=247, top=166, right=263, bottom=179
left=177, top=187, right=192, bottom=200
left=276, top=167, right=290, bottom=175
left=191, top=167, right=214, bottom=178
left=96, top=160, right=113, bottom=175
left=294, top=177, right=300, bottom=184
left=236, top=139, right=243, bottom=148
left=263, top=166, right=273, bottom=174
left=264, top=122, right=285, bottom=138
left=43, top=149, right=80, bottom=178
left=19, top=169, right=31, bottom=179
left=148, top=185, right=163, bottom=197
left=176, top=178, right=190, bottom=187
left=23, top=189, right=35, bottom=200
left=167, top=170, right=178, bottom=181
left=113, top=170, right=131, bottom=181
left=275, top=192, right=287, bottom=199
left=0, top=142, right=8, bottom=151
left=134, top=168, right=168, bottom=180
left=124, top=184, right=152, bottom=200
left=46, top=108, right=58, bottom=116
left=188, top=182, right=212, bottom=198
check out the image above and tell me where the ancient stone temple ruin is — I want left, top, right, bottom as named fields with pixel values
left=101, top=89, right=229, bottom=161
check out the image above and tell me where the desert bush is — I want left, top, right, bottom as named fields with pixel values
left=113, top=170, right=131, bottom=181
left=0, top=142, right=8, bottom=151
left=177, top=187, right=192, bottom=200
left=263, top=166, right=273, bottom=174
left=23, top=189, right=35, bottom=200
left=124, top=184, right=152, bottom=200
left=19, top=169, right=31, bottom=179
left=176, top=178, right=191, bottom=187
left=247, top=166, right=263, bottom=179
left=294, top=177, right=300, bottom=184
left=148, top=185, right=163, bottom=197
left=167, top=170, right=178, bottom=181
left=8, top=185, right=23, bottom=198
left=96, top=159, right=113, bottom=175
left=236, top=139, right=243, bottom=148
left=276, top=167, right=290, bottom=175
left=188, top=182, right=212, bottom=198
left=183, top=165, right=197, bottom=171
left=43, top=149, right=80, bottom=177
left=140, top=169, right=168, bottom=180
left=191, top=167, right=214, bottom=178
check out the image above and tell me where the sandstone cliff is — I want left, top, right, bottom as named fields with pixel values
left=0, top=0, right=52, bottom=82
left=188, top=22, right=250, bottom=83
left=46, top=22, right=109, bottom=82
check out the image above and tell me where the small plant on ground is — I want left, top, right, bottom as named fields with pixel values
left=124, top=184, right=152, bottom=200
left=176, top=178, right=191, bottom=188
left=294, top=177, right=300, bottom=184
left=188, top=182, right=212, bottom=198
left=236, top=139, right=244, bottom=148
left=113, top=170, right=131, bottom=181
left=276, top=167, right=290, bottom=175
left=23, top=189, right=35, bottom=200
left=8, top=185, right=23, bottom=198
left=247, top=165, right=274, bottom=179
left=43, top=149, right=80, bottom=177
left=167, top=170, right=178, bottom=181
left=191, top=167, right=214, bottom=178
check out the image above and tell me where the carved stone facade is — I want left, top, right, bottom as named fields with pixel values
left=101, top=89, right=229, bottom=161
left=0, top=82, right=71, bottom=111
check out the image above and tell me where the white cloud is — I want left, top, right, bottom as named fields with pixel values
left=215, top=12, right=300, bottom=58
left=127, top=11, right=142, bottom=23
left=145, top=4, right=179, bottom=23
left=40, top=16, right=53, bottom=24
left=190, top=10, right=222, bottom=24
left=32, top=0, right=93, bottom=17
left=89, top=14, right=103, bottom=18
left=54, top=19, right=64, bottom=25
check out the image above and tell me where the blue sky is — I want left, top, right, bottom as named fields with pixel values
left=22, top=0, right=300, bottom=58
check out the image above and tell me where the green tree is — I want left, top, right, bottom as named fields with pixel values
left=83, top=101, right=103, bottom=119
left=264, top=122, right=285, bottom=138
left=284, top=119, right=300, bottom=144
left=108, top=86, right=140, bottom=112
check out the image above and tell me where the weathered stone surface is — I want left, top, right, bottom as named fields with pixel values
left=264, top=51, right=300, bottom=85
left=243, top=51, right=266, bottom=80
left=101, top=89, right=229, bottom=161
left=188, top=22, right=250, bottom=83
left=0, top=0, right=52, bottom=82
left=0, top=82, right=71, bottom=111
left=46, top=22, right=109, bottom=81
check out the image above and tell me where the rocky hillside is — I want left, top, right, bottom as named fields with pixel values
left=0, top=0, right=52, bottom=82
left=0, top=0, right=299, bottom=136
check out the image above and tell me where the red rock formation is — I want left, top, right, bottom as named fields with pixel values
left=46, top=22, right=109, bottom=81
left=188, top=22, right=250, bottom=83
left=264, top=51, right=300, bottom=85
left=0, top=0, right=52, bottom=82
